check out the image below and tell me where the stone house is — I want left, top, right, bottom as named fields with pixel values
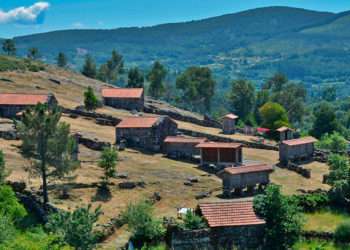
left=170, top=201, right=265, bottom=250
left=279, top=136, right=318, bottom=164
left=102, top=88, right=144, bottom=111
left=0, top=93, right=57, bottom=118
left=276, top=126, right=293, bottom=142
left=219, top=164, right=273, bottom=197
left=222, top=113, right=238, bottom=134
left=196, top=142, right=243, bottom=169
left=115, top=116, right=177, bottom=152
left=164, top=136, right=207, bottom=159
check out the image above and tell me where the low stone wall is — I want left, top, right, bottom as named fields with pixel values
left=302, top=231, right=334, bottom=240
left=74, top=132, right=111, bottom=151
left=278, top=162, right=311, bottom=178
left=179, top=128, right=278, bottom=151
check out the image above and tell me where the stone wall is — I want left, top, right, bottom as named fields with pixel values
left=278, top=162, right=311, bottom=179
left=74, top=132, right=111, bottom=151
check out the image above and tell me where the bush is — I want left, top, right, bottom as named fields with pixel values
left=0, top=185, right=27, bottom=222
left=181, top=211, right=206, bottom=230
left=334, top=220, right=350, bottom=243
left=316, top=132, right=348, bottom=154
left=293, top=192, right=330, bottom=212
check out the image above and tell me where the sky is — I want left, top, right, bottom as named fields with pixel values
left=1, top=0, right=350, bottom=38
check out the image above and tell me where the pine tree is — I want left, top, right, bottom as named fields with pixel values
left=84, top=87, right=99, bottom=111
left=127, top=67, right=144, bottom=88
left=15, top=104, right=79, bottom=205
left=98, top=147, right=117, bottom=188
left=2, top=39, right=16, bottom=56
left=57, top=52, right=68, bottom=68
left=27, top=47, right=40, bottom=60
left=81, top=55, right=97, bottom=78
left=148, top=61, right=167, bottom=99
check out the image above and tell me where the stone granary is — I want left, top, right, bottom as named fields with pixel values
left=276, top=126, right=294, bottom=142
left=196, top=142, right=243, bottom=169
left=0, top=93, right=57, bottom=118
left=197, top=201, right=265, bottom=249
left=219, top=164, right=273, bottom=197
left=222, top=113, right=238, bottom=134
left=279, top=136, right=318, bottom=164
left=115, top=116, right=177, bottom=152
left=164, top=136, right=207, bottom=159
left=102, top=88, right=144, bottom=111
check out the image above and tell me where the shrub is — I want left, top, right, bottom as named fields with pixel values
left=334, top=220, right=350, bottom=243
left=181, top=211, right=206, bottom=230
left=293, top=192, right=330, bottom=212
left=0, top=185, right=27, bottom=222
left=316, top=132, right=348, bottom=154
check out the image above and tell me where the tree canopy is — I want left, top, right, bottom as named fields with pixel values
left=310, top=102, right=340, bottom=139
left=229, top=79, right=255, bottom=121
left=81, top=55, right=97, bottom=79
left=147, top=61, right=167, bottom=99
left=259, top=102, right=289, bottom=130
left=2, top=39, right=16, bottom=56
left=127, top=67, right=144, bottom=88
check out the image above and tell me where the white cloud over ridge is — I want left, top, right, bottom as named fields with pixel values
left=0, top=2, right=50, bottom=25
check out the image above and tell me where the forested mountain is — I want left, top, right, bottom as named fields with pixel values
left=11, top=6, right=350, bottom=85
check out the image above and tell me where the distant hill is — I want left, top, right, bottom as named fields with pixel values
left=11, top=6, right=350, bottom=85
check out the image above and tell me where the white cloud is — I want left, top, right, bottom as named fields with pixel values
left=0, top=2, right=50, bottom=25
left=72, top=22, right=84, bottom=28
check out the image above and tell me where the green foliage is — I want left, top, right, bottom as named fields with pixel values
left=176, top=66, right=216, bottom=112
left=181, top=211, right=206, bottom=230
left=316, top=132, right=348, bottom=154
left=84, top=86, right=100, bottom=111
left=293, top=192, right=330, bottom=212
left=121, top=200, right=165, bottom=243
left=97, top=50, right=124, bottom=83
left=81, top=55, right=97, bottom=79
left=27, top=48, right=40, bottom=60
left=0, top=151, right=8, bottom=185
left=254, top=184, right=304, bottom=250
left=334, top=220, right=350, bottom=243
left=46, top=205, right=101, bottom=250
left=148, top=61, right=167, bottom=99
left=57, top=52, right=68, bottom=68
left=259, top=102, right=289, bottom=130
left=98, top=147, right=118, bottom=185
left=311, top=102, right=340, bottom=139
left=2, top=39, right=16, bottom=56
left=322, top=85, right=337, bottom=102
left=15, top=104, right=80, bottom=205
left=0, top=214, right=15, bottom=244
left=0, top=185, right=27, bottom=222
left=127, top=67, right=144, bottom=88
left=229, top=79, right=255, bottom=121
left=0, top=55, right=45, bottom=72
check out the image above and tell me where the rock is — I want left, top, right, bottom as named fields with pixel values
left=184, top=181, right=193, bottom=186
left=152, top=192, right=162, bottom=201
left=8, top=181, right=26, bottom=193
left=0, top=78, right=14, bottom=83
left=119, top=182, right=136, bottom=189
left=188, top=176, right=199, bottom=183
left=49, top=78, right=61, bottom=85
left=117, top=173, right=128, bottom=179
left=195, top=192, right=210, bottom=199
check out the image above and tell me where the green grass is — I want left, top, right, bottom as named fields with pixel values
left=0, top=55, right=45, bottom=72
left=304, top=209, right=350, bottom=233
left=294, top=239, right=350, bottom=250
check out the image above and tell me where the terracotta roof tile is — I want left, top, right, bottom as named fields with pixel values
left=102, top=88, right=143, bottom=99
left=116, top=116, right=160, bottom=128
left=199, top=201, right=265, bottom=227
left=223, top=113, right=239, bottom=120
left=0, top=93, right=49, bottom=105
left=282, top=136, right=317, bottom=146
left=196, top=142, right=242, bottom=149
left=276, top=126, right=293, bottom=132
left=223, top=164, right=273, bottom=175
left=164, top=136, right=207, bottom=144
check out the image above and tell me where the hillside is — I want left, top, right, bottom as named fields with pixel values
left=11, top=6, right=350, bottom=85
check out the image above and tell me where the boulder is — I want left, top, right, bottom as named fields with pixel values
left=119, top=182, right=136, bottom=189
left=195, top=191, right=210, bottom=199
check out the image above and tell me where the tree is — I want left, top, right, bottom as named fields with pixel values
left=181, top=211, right=206, bottom=230
left=27, top=47, right=40, bottom=60
left=84, top=87, right=99, bottom=111
left=254, top=185, right=304, bottom=250
left=311, top=102, right=340, bottom=139
left=0, top=185, right=27, bottom=222
left=263, top=73, right=288, bottom=92
left=0, top=151, right=8, bottom=185
left=255, top=89, right=270, bottom=124
left=316, top=132, right=348, bottom=154
left=259, top=102, right=289, bottom=130
left=98, top=147, right=117, bottom=187
left=229, top=79, right=255, bottom=121
left=57, top=52, right=68, bottom=68
left=15, top=104, right=79, bottom=205
left=148, top=61, right=167, bottom=99
left=81, top=55, right=97, bottom=78
left=46, top=205, right=102, bottom=250
left=176, top=66, right=216, bottom=112
left=322, top=85, right=337, bottom=102
left=335, top=220, right=350, bottom=243
left=121, top=200, right=165, bottom=243
left=2, top=39, right=16, bottom=56
left=110, top=49, right=124, bottom=74
left=0, top=215, right=15, bottom=245
left=97, top=50, right=124, bottom=83
left=127, top=67, right=144, bottom=88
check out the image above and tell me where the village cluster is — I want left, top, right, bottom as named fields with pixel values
left=0, top=87, right=319, bottom=249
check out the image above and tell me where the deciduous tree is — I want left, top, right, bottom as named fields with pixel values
left=127, top=67, right=144, bottom=88
left=148, top=61, right=167, bottom=99
left=311, top=102, right=340, bottom=139
left=229, top=79, right=255, bottom=121
left=259, top=102, right=289, bottom=130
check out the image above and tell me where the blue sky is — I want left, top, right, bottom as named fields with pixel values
left=1, top=0, right=350, bottom=38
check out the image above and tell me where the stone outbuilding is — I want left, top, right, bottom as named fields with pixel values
left=102, top=88, right=144, bottom=111
left=279, top=136, right=318, bottom=164
left=276, top=126, right=294, bottom=142
left=222, top=113, right=238, bottom=134
left=196, top=142, right=243, bottom=169
left=0, top=93, right=57, bottom=118
left=219, top=164, right=273, bottom=197
left=115, top=116, right=177, bottom=152
left=163, top=136, right=207, bottom=159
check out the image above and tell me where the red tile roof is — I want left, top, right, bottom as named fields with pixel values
left=0, top=93, right=49, bottom=105
left=102, top=88, right=143, bottom=99
left=196, top=142, right=242, bottom=149
left=276, top=126, right=293, bottom=132
left=164, top=136, right=207, bottom=144
left=223, top=164, right=273, bottom=175
left=116, top=116, right=160, bottom=128
left=223, top=113, right=239, bottom=120
left=199, top=201, right=265, bottom=228
left=282, top=136, right=317, bottom=146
